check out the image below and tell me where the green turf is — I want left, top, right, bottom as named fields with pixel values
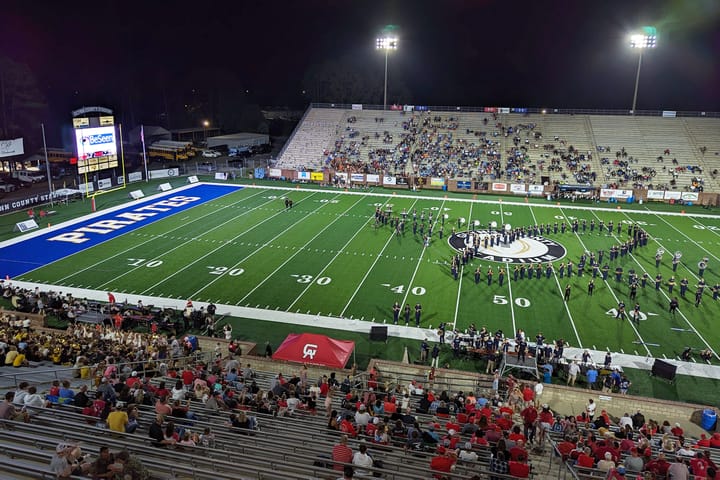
left=13, top=185, right=720, bottom=368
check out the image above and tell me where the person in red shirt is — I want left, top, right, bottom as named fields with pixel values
left=126, top=371, right=141, bottom=388
left=340, top=415, right=357, bottom=438
left=445, top=417, right=461, bottom=433
left=508, top=425, right=526, bottom=443
left=332, top=435, right=353, bottom=472
left=430, top=449, right=457, bottom=479
left=521, top=404, right=538, bottom=444
left=181, top=367, right=194, bottom=391
left=509, top=455, right=531, bottom=478
left=509, top=440, right=529, bottom=461
left=522, top=385, right=534, bottom=407
left=496, top=413, right=513, bottom=431
left=696, top=434, right=711, bottom=448
left=576, top=447, right=595, bottom=468
left=644, top=452, right=671, bottom=476
left=671, top=422, right=684, bottom=437
left=471, top=429, right=489, bottom=446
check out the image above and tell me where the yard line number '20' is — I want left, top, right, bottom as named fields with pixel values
left=493, top=295, right=531, bottom=307
left=128, top=258, right=163, bottom=268
left=208, top=266, right=245, bottom=276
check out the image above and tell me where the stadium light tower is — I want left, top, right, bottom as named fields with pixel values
left=202, top=120, right=209, bottom=143
left=376, top=28, right=398, bottom=110
left=629, top=26, right=657, bottom=114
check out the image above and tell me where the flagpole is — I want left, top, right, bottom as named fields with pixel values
left=41, top=123, right=54, bottom=207
left=141, top=124, right=149, bottom=182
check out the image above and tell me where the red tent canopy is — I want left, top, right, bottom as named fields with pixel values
left=272, top=333, right=355, bottom=369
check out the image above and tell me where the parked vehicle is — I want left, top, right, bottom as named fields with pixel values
left=0, top=181, right=16, bottom=193
left=201, top=150, right=222, bottom=158
left=11, top=170, right=45, bottom=183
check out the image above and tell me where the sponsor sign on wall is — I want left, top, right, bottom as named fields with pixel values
left=148, top=168, right=179, bottom=180
left=0, top=138, right=24, bottom=158
left=297, top=171, right=311, bottom=180
left=366, top=174, right=380, bottom=183
left=310, top=172, right=324, bottom=181
left=510, top=184, right=526, bottom=194
left=600, top=189, right=632, bottom=199
left=492, top=182, right=508, bottom=192
left=351, top=104, right=363, bottom=110
left=430, top=177, right=445, bottom=187
left=127, top=172, right=143, bottom=183
left=383, top=175, right=397, bottom=185
left=268, top=168, right=282, bottom=177
left=350, top=173, right=365, bottom=182
left=528, top=185, right=544, bottom=195
left=664, top=191, right=681, bottom=200
left=98, top=178, right=112, bottom=189
left=456, top=181, right=471, bottom=189
left=681, top=192, right=699, bottom=201
left=646, top=190, right=665, bottom=200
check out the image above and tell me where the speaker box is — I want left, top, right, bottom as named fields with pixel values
left=369, top=326, right=388, bottom=342
left=651, top=359, right=677, bottom=382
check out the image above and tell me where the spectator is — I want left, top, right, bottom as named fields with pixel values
left=50, top=442, right=92, bottom=479
left=337, top=465, right=355, bottom=480
left=90, top=445, right=116, bottom=479
left=0, top=391, right=29, bottom=422
left=598, top=452, right=616, bottom=472
left=667, top=457, right=689, bottom=480
left=107, top=405, right=129, bottom=433
left=459, top=442, right=478, bottom=462
left=332, top=434, right=354, bottom=472
left=490, top=451, right=509, bottom=480
left=352, top=443, right=374, bottom=477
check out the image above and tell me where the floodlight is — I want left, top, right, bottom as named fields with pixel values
left=376, top=33, right=399, bottom=110
left=629, top=26, right=657, bottom=114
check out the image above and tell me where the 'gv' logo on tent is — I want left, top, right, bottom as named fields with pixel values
left=302, top=343, right=318, bottom=359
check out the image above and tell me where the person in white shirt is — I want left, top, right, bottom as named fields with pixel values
left=355, top=405, right=371, bottom=429
left=567, top=362, right=580, bottom=386
left=352, top=443, right=374, bottom=476
left=459, top=442, right=478, bottom=461
left=24, top=386, right=47, bottom=409
left=586, top=398, right=597, bottom=420
left=533, top=381, right=544, bottom=408
left=13, top=382, right=29, bottom=406
left=618, top=413, right=633, bottom=429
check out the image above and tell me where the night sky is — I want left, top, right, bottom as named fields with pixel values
left=1, top=0, right=719, bottom=141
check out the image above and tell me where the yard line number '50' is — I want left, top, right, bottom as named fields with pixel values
left=493, top=295, right=531, bottom=307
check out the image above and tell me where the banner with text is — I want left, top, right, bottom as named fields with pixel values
left=600, top=188, right=632, bottom=199
left=0, top=138, right=24, bottom=158
left=528, top=185, right=544, bottom=195
left=646, top=190, right=665, bottom=200
left=297, top=171, right=311, bottom=180
left=310, top=172, right=324, bottom=181
left=350, top=173, right=365, bottom=182
left=681, top=192, right=699, bottom=201
left=383, top=175, right=397, bottom=185
left=664, top=191, right=681, bottom=200
left=366, top=174, right=380, bottom=183
left=510, top=184, right=526, bottom=194
left=430, top=177, right=445, bottom=187
left=268, top=168, right=282, bottom=178
left=492, top=182, right=508, bottom=192
left=148, top=168, right=179, bottom=180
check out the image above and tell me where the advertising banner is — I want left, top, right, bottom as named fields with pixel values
left=492, top=182, right=508, bottom=192
left=403, top=105, right=414, bottom=112
left=499, top=107, right=510, bottom=114
left=351, top=104, right=363, bottom=110
left=366, top=174, right=380, bottom=183
left=310, top=172, right=324, bottom=181
left=510, top=184, right=526, bottom=194
left=0, top=138, right=24, bottom=158
left=127, top=172, right=143, bottom=183
left=600, top=189, right=632, bottom=199
left=664, top=191, right=681, bottom=200
left=98, top=178, right=112, bottom=189
left=75, top=126, right=117, bottom=160
left=268, top=168, right=282, bottom=178
left=430, top=177, right=445, bottom=187
left=456, top=181, right=471, bottom=189
left=297, top=171, right=310, bottom=180
left=681, top=192, right=699, bottom=201
left=383, top=175, right=397, bottom=185
left=350, top=173, right=365, bottom=182
left=646, top=190, right=665, bottom=200
left=149, top=168, right=179, bottom=180
left=528, top=185, right=544, bottom=195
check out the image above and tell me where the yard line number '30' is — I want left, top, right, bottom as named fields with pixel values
left=292, top=274, right=332, bottom=285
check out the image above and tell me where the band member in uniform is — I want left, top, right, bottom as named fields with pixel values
left=498, top=267, right=506, bottom=286
left=587, top=279, right=595, bottom=296
left=654, top=273, right=662, bottom=291
left=564, top=284, right=571, bottom=302
left=392, top=302, right=401, bottom=325
left=601, top=264, right=610, bottom=280
left=616, top=300, right=627, bottom=320
left=680, top=278, right=689, bottom=298
left=632, top=303, right=641, bottom=324
left=404, top=304, right=411, bottom=325
left=414, top=303, right=422, bottom=327
left=667, top=276, right=676, bottom=294
left=474, top=267, right=481, bottom=285
left=486, top=266, right=494, bottom=285
left=669, top=297, right=679, bottom=315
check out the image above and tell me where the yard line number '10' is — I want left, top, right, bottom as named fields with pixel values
left=128, top=258, right=163, bottom=268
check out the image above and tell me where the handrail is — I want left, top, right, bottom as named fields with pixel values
left=310, top=102, right=720, bottom=118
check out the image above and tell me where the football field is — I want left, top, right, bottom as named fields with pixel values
left=5, top=183, right=720, bottom=363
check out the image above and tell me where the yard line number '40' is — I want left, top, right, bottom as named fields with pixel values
left=493, top=295, right=531, bottom=307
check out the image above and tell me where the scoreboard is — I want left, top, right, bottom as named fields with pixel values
left=73, top=117, right=119, bottom=174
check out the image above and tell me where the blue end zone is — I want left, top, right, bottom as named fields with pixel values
left=0, top=184, right=243, bottom=279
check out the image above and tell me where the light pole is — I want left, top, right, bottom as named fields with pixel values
left=629, top=26, right=656, bottom=114
left=376, top=35, right=398, bottom=110
left=202, top=120, right=209, bottom=144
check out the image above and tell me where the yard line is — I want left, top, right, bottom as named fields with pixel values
left=528, top=206, right=583, bottom=348
left=618, top=211, right=719, bottom=360
left=451, top=199, right=473, bottom=330
left=54, top=189, right=268, bottom=284
left=134, top=192, right=321, bottom=294
left=650, top=213, right=720, bottom=264
left=560, top=208, right=650, bottom=355
left=231, top=194, right=367, bottom=305
left=340, top=199, right=420, bottom=318
left=399, top=199, right=446, bottom=309
left=499, top=201, right=517, bottom=334
left=286, top=196, right=379, bottom=312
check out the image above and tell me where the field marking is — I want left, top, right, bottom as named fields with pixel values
left=400, top=199, right=446, bottom=310
left=136, top=192, right=321, bottom=294
left=559, top=207, right=651, bottom=355
left=236, top=194, right=368, bottom=306
left=286, top=196, right=382, bottom=312
left=48, top=189, right=269, bottom=285
left=650, top=213, right=720, bottom=264
left=340, top=199, right=420, bottom=318
left=528, top=206, right=583, bottom=348
left=619, top=212, right=719, bottom=360
left=243, top=183, right=720, bottom=219
left=499, top=200, right=518, bottom=335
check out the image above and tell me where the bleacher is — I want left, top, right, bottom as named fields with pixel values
left=276, top=106, right=720, bottom=192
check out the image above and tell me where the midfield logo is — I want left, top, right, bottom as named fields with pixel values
left=448, top=230, right=567, bottom=264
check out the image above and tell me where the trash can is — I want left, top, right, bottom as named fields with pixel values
left=701, top=409, right=717, bottom=431
left=543, top=371, right=552, bottom=384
